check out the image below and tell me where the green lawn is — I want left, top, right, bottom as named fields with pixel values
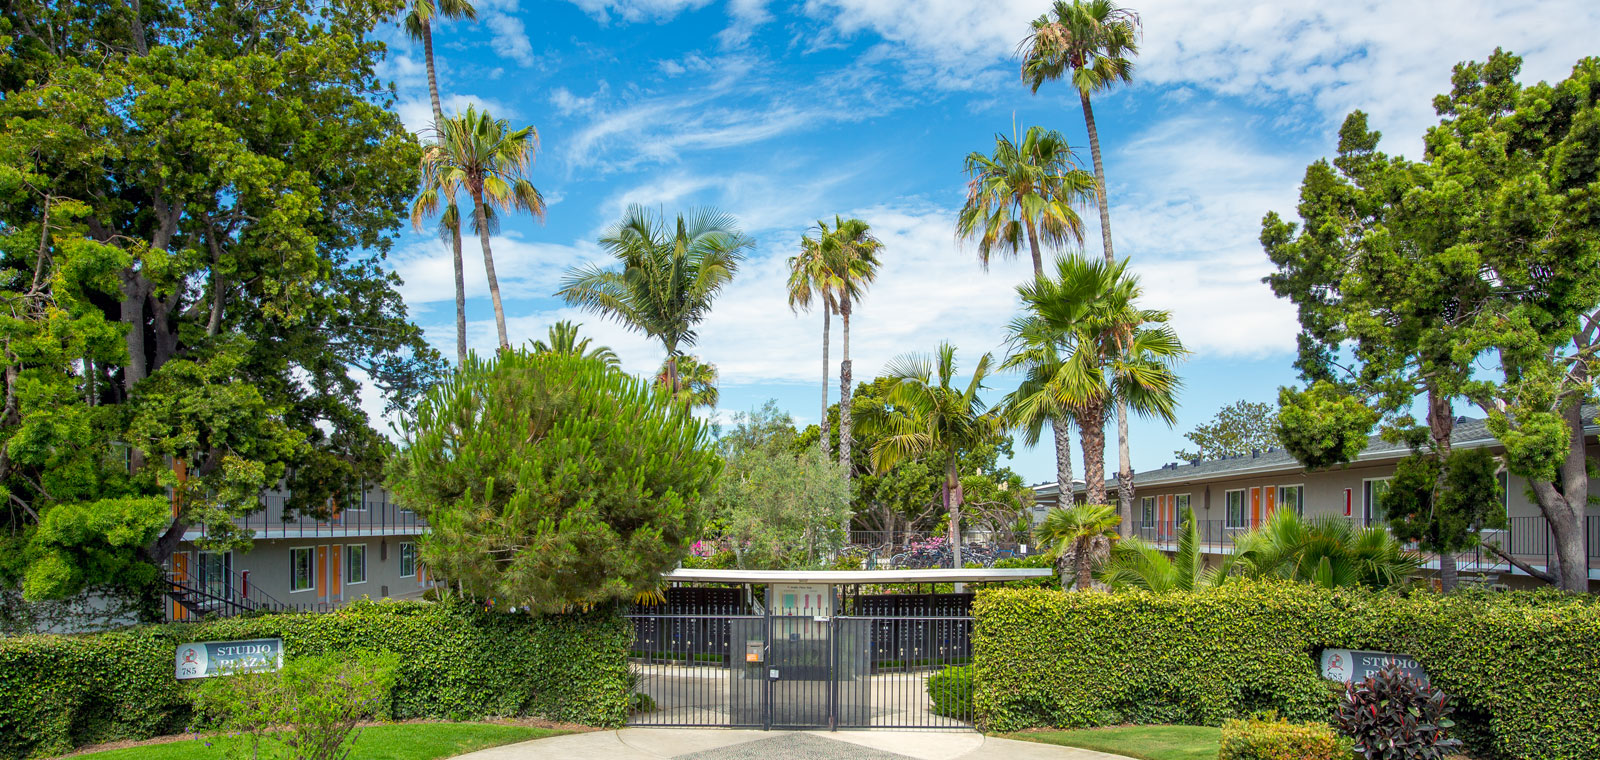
left=1009, top=725, right=1222, bottom=760
left=70, top=722, right=567, bottom=760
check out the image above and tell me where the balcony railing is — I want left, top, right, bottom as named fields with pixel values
left=186, top=490, right=428, bottom=541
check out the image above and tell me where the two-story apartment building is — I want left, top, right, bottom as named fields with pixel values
left=166, top=484, right=437, bottom=620
left=1031, top=415, right=1600, bottom=590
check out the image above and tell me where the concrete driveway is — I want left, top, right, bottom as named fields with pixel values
left=454, top=728, right=1132, bottom=759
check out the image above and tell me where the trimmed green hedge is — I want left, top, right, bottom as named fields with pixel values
left=0, top=599, right=631, bottom=759
left=973, top=582, right=1600, bottom=760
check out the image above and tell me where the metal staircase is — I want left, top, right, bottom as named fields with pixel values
left=165, top=563, right=302, bottom=621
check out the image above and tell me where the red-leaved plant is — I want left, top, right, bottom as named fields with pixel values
left=1336, top=663, right=1462, bottom=759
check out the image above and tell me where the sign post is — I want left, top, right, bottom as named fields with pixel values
left=175, top=638, right=284, bottom=680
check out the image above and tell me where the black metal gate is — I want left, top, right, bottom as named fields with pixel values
left=626, top=611, right=974, bottom=730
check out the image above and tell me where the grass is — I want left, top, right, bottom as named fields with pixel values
left=68, top=722, right=567, bottom=760
left=1009, top=725, right=1222, bottom=760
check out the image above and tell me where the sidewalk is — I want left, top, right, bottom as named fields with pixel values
left=454, top=727, right=1132, bottom=760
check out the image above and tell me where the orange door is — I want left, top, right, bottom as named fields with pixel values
left=316, top=545, right=328, bottom=602
left=1251, top=488, right=1262, bottom=526
left=330, top=545, right=342, bottom=599
left=171, top=552, right=190, bottom=621
left=1265, top=487, right=1277, bottom=519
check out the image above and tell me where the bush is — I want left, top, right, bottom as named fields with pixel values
left=1220, top=714, right=1351, bottom=760
left=927, top=665, right=973, bottom=719
left=1338, top=664, right=1461, bottom=759
left=972, top=582, right=1600, bottom=760
left=0, top=599, right=631, bottom=759
left=195, top=651, right=399, bottom=760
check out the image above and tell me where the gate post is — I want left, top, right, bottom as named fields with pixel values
left=829, top=616, right=839, bottom=731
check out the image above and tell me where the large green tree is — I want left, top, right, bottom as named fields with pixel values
left=0, top=0, right=441, bottom=604
left=1383, top=448, right=1506, bottom=590
left=391, top=351, right=719, bottom=612
left=1174, top=400, right=1281, bottom=462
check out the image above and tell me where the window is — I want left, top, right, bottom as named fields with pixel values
left=345, top=544, right=367, bottom=585
left=399, top=542, right=417, bottom=578
left=290, top=547, right=316, bottom=593
left=197, top=551, right=231, bottom=599
left=1364, top=478, right=1392, bottom=526
left=1497, top=470, right=1510, bottom=514
left=1140, top=496, right=1156, bottom=526
left=1225, top=489, right=1248, bottom=528
left=1174, top=494, right=1191, bottom=525
left=1277, top=485, right=1304, bottom=517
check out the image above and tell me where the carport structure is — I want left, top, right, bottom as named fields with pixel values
left=626, top=567, right=1053, bottom=731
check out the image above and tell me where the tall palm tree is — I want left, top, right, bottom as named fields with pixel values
left=787, top=233, right=838, bottom=458
left=656, top=354, right=718, bottom=409
left=1002, top=309, right=1078, bottom=504
left=1034, top=503, right=1120, bottom=590
left=815, top=216, right=883, bottom=474
left=957, top=125, right=1095, bottom=275
left=419, top=105, right=545, bottom=351
left=1021, top=0, right=1142, bottom=532
left=403, top=0, right=477, bottom=365
left=529, top=320, right=619, bottom=367
left=558, top=205, right=751, bottom=390
left=1234, top=510, right=1423, bottom=590
left=1097, top=506, right=1228, bottom=592
left=857, top=343, right=1002, bottom=570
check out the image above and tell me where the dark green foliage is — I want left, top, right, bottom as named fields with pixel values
left=1384, top=449, right=1505, bottom=555
left=1274, top=382, right=1380, bottom=469
left=195, top=651, right=400, bottom=760
left=927, top=665, right=973, bottom=719
left=0, top=600, right=631, bottom=759
left=972, top=583, right=1600, bottom=760
left=1219, top=715, right=1351, bottom=760
left=1338, top=665, right=1461, bottom=760
left=391, top=351, right=720, bottom=613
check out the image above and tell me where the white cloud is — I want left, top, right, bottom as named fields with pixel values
left=389, top=232, right=601, bottom=308
left=718, top=0, right=772, bottom=48
left=485, top=12, right=537, bottom=67
left=395, top=93, right=519, bottom=138
left=565, top=0, right=713, bottom=23
left=550, top=83, right=609, bottom=116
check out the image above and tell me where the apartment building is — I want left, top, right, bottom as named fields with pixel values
left=1031, top=416, right=1600, bottom=589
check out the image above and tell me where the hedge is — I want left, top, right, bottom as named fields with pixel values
left=972, top=582, right=1600, bottom=760
left=0, top=599, right=631, bottom=759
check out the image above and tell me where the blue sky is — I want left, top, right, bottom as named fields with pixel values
left=370, top=0, right=1599, bottom=486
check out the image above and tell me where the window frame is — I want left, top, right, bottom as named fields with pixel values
left=290, top=547, right=316, bottom=593
left=345, top=543, right=367, bottom=585
left=1363, top=477, right=1392, bottom=526
left=398, top=542, right=417, bottom=579
left=1276, top=483, right=1305, bottom=517
left=1174, top=493, right=1191, bottom=525
left=1139, top=496, right=1156, bottom=527
left=1224, top=489, right=1248, bottom=528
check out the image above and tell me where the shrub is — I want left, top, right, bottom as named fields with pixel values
left=195, top=651, right=398, bottom=760
left=927, top=665, right=973, bottom=719
left=1337, top=664, right=1461, bottom=759
left=972, top=582, right=1600, bottom=760
left=1220, top=714, right=1351, bottom=760
left=0, top=599, right=631, bottom=759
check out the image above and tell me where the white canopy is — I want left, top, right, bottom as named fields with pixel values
left=663, top=567, right=1052, bottom=585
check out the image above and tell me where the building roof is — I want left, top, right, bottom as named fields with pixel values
left=665, top=567, right=1053, bottom=585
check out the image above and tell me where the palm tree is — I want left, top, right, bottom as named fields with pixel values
left=1014, top=255, right=1184, bottom=521
left=558, top=205, right=751, bottom=390
left=957, top=125, right=1095, bottom=275
left=657, top=354, right=718, bottom=409
left=419, top=105, right=545, bottom=351
left=1021, top=0, right=1142, bottom=535
left=1034, top=503, right=1120, bottom=590
left=787, top=233, right=838, bottom=458
left=402, top=0, right=476, bottom=365
left=1234, top=510, right=1423, bottom=590
left=1097, top=506, right=1229, bottom=592
left=529, top=320, right=619, bottom=367
left=815, top=216, right=883, bottom=474
left=1001, top=309, right=1078, bottom=504
left=857, top=343, right=1002, bottom=570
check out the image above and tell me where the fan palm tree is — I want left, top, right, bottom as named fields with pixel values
left=402, top=0, right=477, bottom=365
left=1234, top=510, right=1423, bottom=590
left=418, top=105, right=545, bottom=351
left=1034, top=503, right=1120, bottom=590
left=856, top=343, right=1002, bottom=570
left=529, top=320, right=619, bottom=367
left=558, top=205, right=751, bottom=390
left=787, top=232, right=839, bottom=458
left=1097, top=506, right=1229, bottom=592
left=657, top=354, right=718, bottom=409
left=816, top=216, right=883, bottom=474
left=957, top=125, right=1095, bottom=276
left=1001, top=309, right=1078, bottom=504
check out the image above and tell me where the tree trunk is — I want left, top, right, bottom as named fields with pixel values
left=422, top=19, right=469, bottom=367
left=1075, top=537, right=1094, bottom=590
left=1052, top=415, right=1074, bottom=502
left=839, top=300, right=853, bottom=477
left=1427, top=387, right=1458, bottom=591
left=1079, top=396, right=1106, bottom=505
left=471, top=191, right=510, bottom=350
left=946, top=462, right=963, bottom=570
left=422, top=20, right=444, bottom=124
left=820, top=306, right=831, bottom=459
left=1116, top=396, right=1133, bottom=537
left=1080, top=90, right=1114, bottom=266
left=1525, top=400, right=1592, bottom=593
left=1024, top=217, right=1044, bottom=277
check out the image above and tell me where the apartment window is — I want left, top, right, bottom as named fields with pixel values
left=1364, top=478, right=1392, bottom=526
left=346, top=544, right=367, bottom=585
left=1277, top=485, right=1304, bottom=517
left=1174, top=494, right=1191, bottom=525
left=290, top=547, right=316, bottom=593
left=1497, top=470, right=1510, bottom=514
left=1225, top=489, right=1248, bottom=528
left=1140, top=496, right=1156, bottom=526
left=197, top=551, right=231, bottom=599
left=399, top=542, right=417, bottom=578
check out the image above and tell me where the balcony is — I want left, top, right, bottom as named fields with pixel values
left=182, top=489, right=428, bottom=542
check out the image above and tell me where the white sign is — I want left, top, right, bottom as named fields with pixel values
left=1319, top=648, right=1429, bottom=685
left=175, top=638, right=284, bottom=680
left=771, top=583, right=832, bottom=616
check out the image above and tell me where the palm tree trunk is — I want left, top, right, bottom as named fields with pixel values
left=1116, top=398, right=1133, bottom=537
left=946, top=461, right=963, bottom=571
left=470, top=190, right=510, bottom=350
left=1074, top=537, right=1093, bottom=590
left=1079, top=396, right=1106, bottom=505
left=820, top=307, right=832, bottom=458
left=422, top=20, right=468, bottom=366
left=1080, top=90, right=1114, bottom=266
left=1024, top=217, right=1044, bottom=276
left=665, top=353, right=679, bottom=397
left=1053, top=416, right=1074, bottom=501
left=839, top=300, right=853, bottom=476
